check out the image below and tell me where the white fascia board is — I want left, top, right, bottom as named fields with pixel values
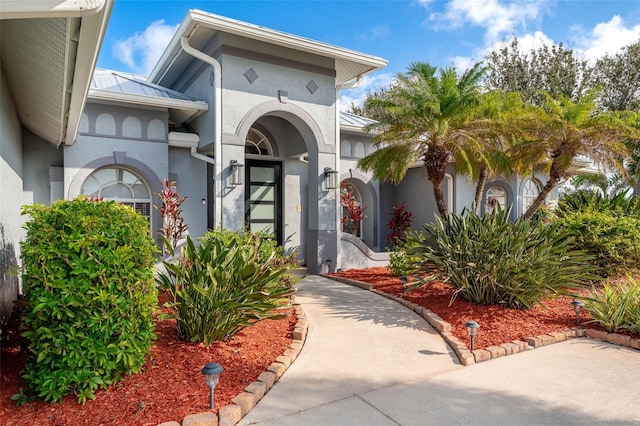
left=64, top=0, right=113, bottom=145
left=189, top=10, right=388, bottom=68
left=88, top=88, right=209, bottom=112
left=340, top=124, right=380, bottom=136
left=149, top=9, right=387, bottom=83
left=0, top=0, right=106, bottom=19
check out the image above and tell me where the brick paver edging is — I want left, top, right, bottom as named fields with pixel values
left=323, top=275, right=640, bottom=366
left=158, top=300, right=308, bottom=426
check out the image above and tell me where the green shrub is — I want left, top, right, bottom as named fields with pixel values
left=407, top=208, right=596, bottom=309
left=388, top=238, right=422, bottom=277
left=584, top=278, right=640, bottom=333
left=156, top=230, right=295, bottom=345
left=16, top=198, right=157, bottom=405
left=557, top=189, right=640, bottom=217
left=552, top=211, right=640, bottom=276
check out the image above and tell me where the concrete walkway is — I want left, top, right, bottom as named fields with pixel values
left=239, top=276, right=640, bottom=426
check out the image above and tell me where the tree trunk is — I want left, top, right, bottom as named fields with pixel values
left=522, top=175, right=560, bottom=220
left=473, top=166, right=489, bottom=214
left=424, top=145, right=451, bottom=217
left=522, top=156, right=569, bottom=220
left=432, top=178, right=448, bottom=217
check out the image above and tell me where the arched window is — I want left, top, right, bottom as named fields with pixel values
left=245, top=128, right=273, bottom=156
left=81, top=167, right=152, bottom=226
left=486, top=185, right=507, bottom=213
left=522, top=179, right=542, bottom=214
left=340, top=181, right=364, bottom=237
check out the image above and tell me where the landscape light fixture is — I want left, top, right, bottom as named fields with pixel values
left=229, top=160, right=244, bottom=186
left=324, top=167, right=338, bottom=190
left=326, top=259, right=332, bottom=273
left=572, top=300, right=585, bottom=326
left=399, top=276, right=407, bottom=297
left=201, top=362, right=223, bottom=410
left=465, top=320, right=480, bottom=351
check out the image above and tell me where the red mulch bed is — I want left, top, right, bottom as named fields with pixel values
left=0, top=293, right=296, bottom=425
left=331, top=267, right=639, bottom=350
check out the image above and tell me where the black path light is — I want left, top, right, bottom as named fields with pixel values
left=465, top=320, right=480, bottom=351
left=201, top=363, right=223, bottom=410
left=572, top=300, right=585, bottom=326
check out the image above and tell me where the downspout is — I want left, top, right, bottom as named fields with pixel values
left=180, top=35, right=223, bottom=228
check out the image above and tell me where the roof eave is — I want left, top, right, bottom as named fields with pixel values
left=149, top=9, right=387, bottom=85
left=64, top=0, right=114, bottom=145
left=88, top=88, right=209, bottom=121
left=0, top=0, right=106, bottom=19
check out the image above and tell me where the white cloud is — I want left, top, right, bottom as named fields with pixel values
left=428, top=0, right=549, bottom=45
left=113, top=20, right=178, bottom=75
left=338, top=72, right=395, bottom=112
left=356, top=25, right=390, bottom=41
left=572, top=15, right=640, bottom=62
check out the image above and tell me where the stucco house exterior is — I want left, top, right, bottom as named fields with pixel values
left=1, top=4, right=560, bottom=328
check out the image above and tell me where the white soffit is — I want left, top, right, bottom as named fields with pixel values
left=0, top=0, right=112, bottom=146
left=0, top=1, right=105, bottom=19
left=149, top=9, right=388, bottom=87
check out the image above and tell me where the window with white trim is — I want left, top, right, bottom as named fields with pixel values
left=81, top=167, right=152, bottom=227
left=522, top=179, right=542, bottom=213
left=245, top=128, right=273, bottom=156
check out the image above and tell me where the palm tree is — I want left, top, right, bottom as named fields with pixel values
left=460, top=91, right=528, bottom=213
left=511, top=91, right=637, bottom=219
left=358, top=61, right=487, bottom=217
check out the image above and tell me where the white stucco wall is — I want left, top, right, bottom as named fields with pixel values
left=0, top=66, right=24, bottom=327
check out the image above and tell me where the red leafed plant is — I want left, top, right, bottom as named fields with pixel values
left=386, top=202, right=413, bottom=248
left=341, top=191, right=366, bottom=236
left=155, top=179, right=188, bottom=252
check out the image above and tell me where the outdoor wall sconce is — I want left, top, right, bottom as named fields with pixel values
left=572, top=299, right=585, bottom=325
left=229, top=160, right=244, bottom=186
left=324, top=167, right=338, bottom=190
left=201, top=362, right=223, bottom=410
left=465, top=320, right=480, bottom=351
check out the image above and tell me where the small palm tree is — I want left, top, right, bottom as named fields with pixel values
left=358, top=61, right=487, bottom=217
left=512, top=91, right=637, bottom=219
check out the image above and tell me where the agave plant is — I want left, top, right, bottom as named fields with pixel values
left=406, top=207, right=597, bottom=309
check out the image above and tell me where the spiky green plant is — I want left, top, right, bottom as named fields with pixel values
left=406, top=208, right=596, bottom=309
left=156, top=232, right=295, bottom=345
left=585, top=278, right=640, bottom=333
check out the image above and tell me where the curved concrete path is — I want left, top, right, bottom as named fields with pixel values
left=240, top=276, right=640, bottom=426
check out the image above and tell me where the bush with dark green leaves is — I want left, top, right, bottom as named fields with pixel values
left=554, top=190, right=640, bottom=276
left=15, top=198, right=158, bottom=405
left=156, top=229, right=296, bottom=345
left=406, top=208, right=596, bottom=309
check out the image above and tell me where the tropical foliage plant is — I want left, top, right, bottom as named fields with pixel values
left=358, top=61, right=487, bottom=216
left=155, top=179, right=188, bottom=252
left=16, top=198, right=157, bottom=405
left=584, top=278, right=640, bottom=333
left=156, top=230, right=295, bottom=345
left=406, top=208, right=596, bottom=309
left=386, top=202, right=413, bottom=248
left=341, top=190, right=366, bottom=236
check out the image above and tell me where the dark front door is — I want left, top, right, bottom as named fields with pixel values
left=245, top=160, right=282, bottom=245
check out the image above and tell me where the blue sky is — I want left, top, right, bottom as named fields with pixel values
left=98, top=0, right=640, bottom=109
